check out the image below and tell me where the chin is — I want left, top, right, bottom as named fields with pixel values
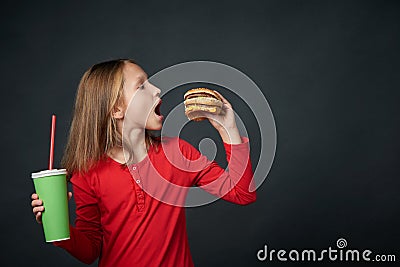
left=146, top=124, right=162, bottom=131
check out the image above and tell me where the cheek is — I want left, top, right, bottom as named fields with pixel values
left=125, top=94, right=153, bottom=123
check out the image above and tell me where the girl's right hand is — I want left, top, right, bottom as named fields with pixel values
left=31, top=192, right=72, bottom=224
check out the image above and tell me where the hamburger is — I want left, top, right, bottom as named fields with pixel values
left=184, top=88, right=224, bottom=121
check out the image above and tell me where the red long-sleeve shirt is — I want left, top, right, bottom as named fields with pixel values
left=54, top=136, right=256, bottom=266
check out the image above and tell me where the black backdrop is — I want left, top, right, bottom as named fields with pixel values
left=1, top=0, right=399, bottom=266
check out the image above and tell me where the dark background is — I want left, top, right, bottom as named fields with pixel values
left=1, top=0, right=399, bottom=266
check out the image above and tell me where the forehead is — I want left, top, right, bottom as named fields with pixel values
left=123, top=62, right=148, bottom=84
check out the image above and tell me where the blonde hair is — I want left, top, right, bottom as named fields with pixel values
left=61, top=59, right=159, bottom=178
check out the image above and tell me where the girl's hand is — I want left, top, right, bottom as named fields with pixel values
left=31, top=192, right=72, bottom=224
left=205, top=90, right=237, bottom=131
left=202, top=91, right=242, bottom=144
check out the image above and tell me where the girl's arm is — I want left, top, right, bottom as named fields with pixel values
left=180, top=91, right=256, bottom=204
left=180, top=136, right=256, bottom=205
left=53, top=173, right=102, bottom=264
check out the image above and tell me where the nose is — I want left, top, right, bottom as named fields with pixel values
left=152, top=83, right=161, bottom=96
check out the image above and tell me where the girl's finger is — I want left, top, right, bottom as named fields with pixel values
left=33, top=206, right=44, bottom=214
left=31, top=193, right=38, bottom=200
left=36, top=212, right=42, bottom=223
left=31, top=199, right=42, bottom=207
left=213, top=90, right=232, bottom=107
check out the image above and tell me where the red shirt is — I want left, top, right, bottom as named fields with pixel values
left=54, top=136, right=256, bottom=267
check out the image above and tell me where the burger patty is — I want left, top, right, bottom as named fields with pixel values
left=184, top=97, right=223, bottom=108
left=185, top=93, right=215, bottom=99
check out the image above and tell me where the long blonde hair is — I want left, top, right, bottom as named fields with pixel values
left=61, top=59, right=159, bottom=178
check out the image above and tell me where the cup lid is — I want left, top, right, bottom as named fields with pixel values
left=31, top=169, right=67, bottom=179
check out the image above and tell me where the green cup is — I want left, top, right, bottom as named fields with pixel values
left=31, top=169, right=70, bottom=242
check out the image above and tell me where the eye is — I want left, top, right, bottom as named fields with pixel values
left=138, top=83, right=145, bottom=90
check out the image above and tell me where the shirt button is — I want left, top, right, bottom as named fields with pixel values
left=136, top=179, right=141, bottom=183
left=132, top=166, right=137, bottom=170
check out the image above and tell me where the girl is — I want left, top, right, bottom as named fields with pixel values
left=31, top=59, right=256, bottom=267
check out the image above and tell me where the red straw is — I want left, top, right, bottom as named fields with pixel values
left=49, top=115, right=56, bottom=170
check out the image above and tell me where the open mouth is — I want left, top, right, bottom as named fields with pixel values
left=154, top=99, right=162, bottom=116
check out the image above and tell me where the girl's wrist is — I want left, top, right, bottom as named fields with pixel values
left=217, top=125, right=242, bottom=144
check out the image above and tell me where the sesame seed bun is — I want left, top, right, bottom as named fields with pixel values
left=184, top=88, right=223, bottom=101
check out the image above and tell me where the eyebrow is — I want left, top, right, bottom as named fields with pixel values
left=136, top=75, right=148, bottom=86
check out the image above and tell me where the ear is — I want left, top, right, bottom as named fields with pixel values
left=112, top=104, right=125, bottom=119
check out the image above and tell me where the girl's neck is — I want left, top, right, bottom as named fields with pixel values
left=108, top=128, right=147, bottom=164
